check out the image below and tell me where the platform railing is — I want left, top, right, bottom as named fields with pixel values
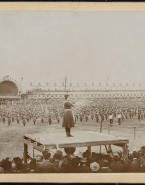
left=107, top=123, right=137, bottom=140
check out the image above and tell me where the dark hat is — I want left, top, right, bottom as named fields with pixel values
left=64, top=147, right=76, bottom=155
left=54, top=150, right=63, bottom=160
left=42, top=150, right=51, bottom=159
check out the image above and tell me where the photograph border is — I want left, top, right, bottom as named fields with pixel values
left=0, top=1, right=145, bottom=183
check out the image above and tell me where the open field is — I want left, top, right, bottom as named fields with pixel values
left=0, top=115, right=145, bottom=161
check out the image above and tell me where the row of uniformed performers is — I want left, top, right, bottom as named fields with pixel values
left=0, top=103, right=64, bottom=126
left=0, top=98, right=145, bottom=126
left=73, top=98, right=145, bottom=125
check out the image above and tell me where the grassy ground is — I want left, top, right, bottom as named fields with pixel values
left=0, top=115, right=145, bottom=161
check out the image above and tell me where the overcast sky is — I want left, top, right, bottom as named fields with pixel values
left=0, top=11, right=145, bottom=90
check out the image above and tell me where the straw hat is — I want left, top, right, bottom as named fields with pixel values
left=90, top=162, right=100, bottom=172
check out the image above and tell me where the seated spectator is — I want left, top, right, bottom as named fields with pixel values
left=37, top=150, right=60, bottom=173
left=0, top=158, right=12, bottom=173
left=129, top=158, right=140, bottom=172
left=12, top=157, right=23, bottom=173
left=60, top=157, right=70, bottom=173
left=0, top=167, right=4, bottom=173
left=74, top=158, right=92, bottom=173
left=53, top=150, right=63, bottom=168
left=70, top=157, right=80, bottom=173
left=23, top=158, right=36, bottom=171
left=109, top=160, right=125, bottom=173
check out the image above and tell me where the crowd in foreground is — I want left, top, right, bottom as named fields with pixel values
left=1, top=146, right=145, bottom=173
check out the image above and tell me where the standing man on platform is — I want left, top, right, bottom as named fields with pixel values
left=62, top=101, right=75, bottom=137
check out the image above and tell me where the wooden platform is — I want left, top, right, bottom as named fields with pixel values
left=23, top=131, right=129, bottom=163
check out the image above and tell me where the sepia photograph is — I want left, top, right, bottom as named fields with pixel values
left=1, top=2, right=145, bottom=183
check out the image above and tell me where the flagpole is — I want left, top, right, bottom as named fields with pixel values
left=21, top=75, right=23, bottom=93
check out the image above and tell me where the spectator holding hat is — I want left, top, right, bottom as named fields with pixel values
left=37, top=150, right=60, bottom=173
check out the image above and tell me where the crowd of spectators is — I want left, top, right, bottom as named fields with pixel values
left=1, top=146, right=145, bottom=173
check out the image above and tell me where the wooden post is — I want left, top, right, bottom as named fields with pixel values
left=33, top=148, right=34, bottom=158
left=122, top=144, right=128, bottom=165
left=100, top=120, right=102, bottom=133
left=87, top=146, right=91, bottom=157
left=134, top=127, right=136, bottom=140
left=108, top=124, right=110, bottom=135
left=24, top=143, right=28, bottom=163
left=100, top=120, right=102, bottom=153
